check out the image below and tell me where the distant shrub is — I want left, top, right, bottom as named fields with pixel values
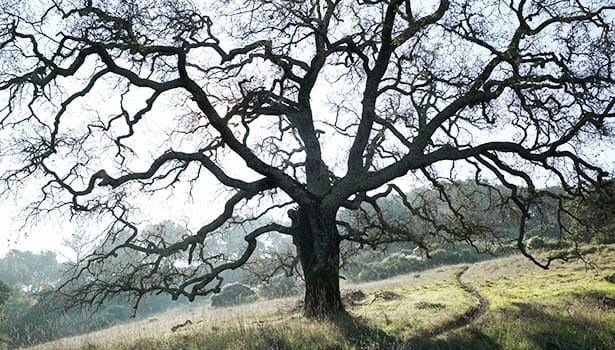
left=342, top=289, right=366, bottom=304
left=525, top=236, right=573, bottom=252
left=93, top=304, right=132, bottom=327
left=415, top=301, right=446, bottom=310
left=357, top=252, right=424, bottom=281
left=526, top=236, right=547, bottom=250
left=257, top=276, right=302, bottom=299
left=211, top=283, right=258, bottom=307
left=429, top=247, right=483, bottom=266
left=493, top=243, right=516, bottom=256
left=580, top=246, right=599, bottom=255
left=345, top=244, right=496, bottom=282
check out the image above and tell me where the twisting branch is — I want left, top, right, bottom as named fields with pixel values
left=0, top=0, right=613, bottom=316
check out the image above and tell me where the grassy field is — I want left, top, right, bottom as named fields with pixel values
left=24, top=245, right=615, bottom=350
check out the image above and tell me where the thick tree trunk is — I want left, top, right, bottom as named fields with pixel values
left=291, top=207, right=345, bottom=319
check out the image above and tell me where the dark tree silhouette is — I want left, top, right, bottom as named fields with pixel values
left=0, top=0, right=614, bottom=318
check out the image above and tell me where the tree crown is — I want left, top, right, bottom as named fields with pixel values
left=0, top=0, right=613, bottom=309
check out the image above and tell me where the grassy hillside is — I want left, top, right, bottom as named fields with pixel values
left=24, top=245, right=615, bottom=350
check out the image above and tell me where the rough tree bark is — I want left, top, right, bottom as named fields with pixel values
left=290, top=207, right=344, bottom=318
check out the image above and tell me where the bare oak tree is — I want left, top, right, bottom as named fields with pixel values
left=0, top=0, right=614, bottom=318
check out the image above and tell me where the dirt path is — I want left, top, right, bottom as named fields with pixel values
left=423, top=265, right=490, bottom=337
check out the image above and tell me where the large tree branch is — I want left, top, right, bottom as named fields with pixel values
left=346, top=0, right=449, bottom=175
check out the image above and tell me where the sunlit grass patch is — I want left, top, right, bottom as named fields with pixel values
left=350, top=273, right=477, bottom=338
left=430, top=295, right=615, bottom=350
left=432, top=248, right=615, bottom=350
left=467, top=250, right=615, bottom=311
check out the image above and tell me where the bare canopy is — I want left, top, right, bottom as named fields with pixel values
left=0, top=0, right=614, bottom=318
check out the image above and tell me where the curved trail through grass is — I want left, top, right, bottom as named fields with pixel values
left=423, top=265, right=490, bottom=337
left=333, top=265, right=492, bottom=349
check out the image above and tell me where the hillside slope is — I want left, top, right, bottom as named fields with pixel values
left=25, top=245, right=615, bottom=350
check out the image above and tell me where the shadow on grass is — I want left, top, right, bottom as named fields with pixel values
left=335, top=316, right=501, bottom=350
left=330, top=312, right=400, bottom=349
left=405, top=328, right=502, bottom=350
left=331, top=298, right=613, bottom=350
left=415, top=300, right=615, bottom=350
left=501, top=301, right=615, bottom=350
left=330, top=312, right=501, bottom=350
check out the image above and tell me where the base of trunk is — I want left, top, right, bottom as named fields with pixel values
left=303, top=268, right=346, bottom=319
left=289, top=207, right=346, bottom=319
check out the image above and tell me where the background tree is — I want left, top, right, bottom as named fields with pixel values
left=0, top=280, right=10, bottom=330
left=0, top=250, right=63, bottom=293
left=0, top=0, right=614, bottom=318
left=0, top=280, right=9, bottom=346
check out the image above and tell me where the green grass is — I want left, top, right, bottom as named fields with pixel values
left=23, top=244, right=615, bottom=350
